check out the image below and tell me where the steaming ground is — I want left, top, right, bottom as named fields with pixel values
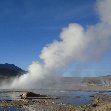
left=1, top=0, right=111, bottom=89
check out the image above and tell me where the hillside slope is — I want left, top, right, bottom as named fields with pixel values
left=0, top=63, right=26, bottom=76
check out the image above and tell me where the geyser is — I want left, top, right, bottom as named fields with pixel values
left=1, top=0, right=111, bottom=89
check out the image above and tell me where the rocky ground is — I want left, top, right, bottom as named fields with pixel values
left=0, top=99, right=78, bottom=111
left=0, top=92, right=111, bottom=111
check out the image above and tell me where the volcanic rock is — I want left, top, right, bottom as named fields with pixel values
left=20, top=92, right=47, bottom=99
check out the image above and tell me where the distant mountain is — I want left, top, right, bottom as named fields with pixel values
left=62, top=76, right=111, bottom=86
left=0, top=63, right=26, bottom=76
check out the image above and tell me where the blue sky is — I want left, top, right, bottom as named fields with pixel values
left=0, top=0, right=110, bottom=76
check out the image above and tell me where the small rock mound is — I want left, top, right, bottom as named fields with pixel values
left=20, top=92, right=47, bottom=99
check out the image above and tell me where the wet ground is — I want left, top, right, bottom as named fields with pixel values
left=0, top=106, right=25, bottom=111
left=0, top=89, right=111, bottom=110
left=0, top=89, right=97, bottom=105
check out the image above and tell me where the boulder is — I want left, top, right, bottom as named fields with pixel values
left=20, top=92, right=46, bottom=99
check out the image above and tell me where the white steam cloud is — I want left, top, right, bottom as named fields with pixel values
left=2, top=0, right=111, bottom=88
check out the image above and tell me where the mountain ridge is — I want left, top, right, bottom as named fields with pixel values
left=0, top=63, right=26, bottom=76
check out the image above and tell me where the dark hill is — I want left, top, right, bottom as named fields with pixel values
left=0, top=63, right=26, bottom=76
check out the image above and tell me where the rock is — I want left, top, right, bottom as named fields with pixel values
left=20, top=92, right=46, bottom=99
left=92, top=103, right=98, bottom=107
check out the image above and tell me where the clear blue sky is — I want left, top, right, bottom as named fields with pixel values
left=0, top=0, right=110, bottom=76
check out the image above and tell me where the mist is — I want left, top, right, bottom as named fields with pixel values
left=1, top=0, right=111, bottom=89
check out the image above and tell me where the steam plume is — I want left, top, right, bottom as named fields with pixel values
left=2, top=0, right=111, bottom=88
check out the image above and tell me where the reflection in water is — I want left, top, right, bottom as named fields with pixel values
left=0, top=106, right=25, bottom=111
left=32, top=90, right=98, bottom=105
